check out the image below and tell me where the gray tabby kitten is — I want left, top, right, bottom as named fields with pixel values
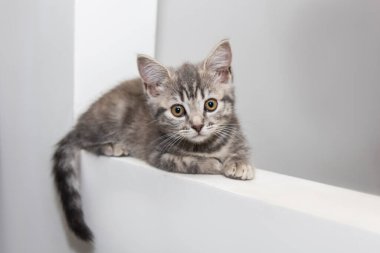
left=53, top=40, right=254, bottom=242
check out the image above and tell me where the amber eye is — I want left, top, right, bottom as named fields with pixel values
left=171, top=104, right=186, bottom=117
left=204, top=98, right=218, bottom=112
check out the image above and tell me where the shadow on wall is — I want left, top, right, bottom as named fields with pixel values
left=286, top=0, right=380, bottom=193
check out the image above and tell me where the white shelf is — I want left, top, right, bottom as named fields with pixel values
left=81, top=151, right=380, bottom=253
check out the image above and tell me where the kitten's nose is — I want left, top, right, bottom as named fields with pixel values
left=191, top=124, right=204, bottom=133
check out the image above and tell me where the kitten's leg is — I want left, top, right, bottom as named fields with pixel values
left=222, top=156, right=254, bottom=180
left=85, top=143, right=129, bottom=157
left=154, top=153, right=222, bottom=174
left=102, top=143, right=129, bottom=156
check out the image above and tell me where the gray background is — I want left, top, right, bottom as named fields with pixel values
left=156, top=0, right=380, bottom=194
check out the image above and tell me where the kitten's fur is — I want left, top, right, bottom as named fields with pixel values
left=53, top=40, right=254, bottom=242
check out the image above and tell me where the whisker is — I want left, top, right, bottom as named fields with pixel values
left=145, top=119, right=159, bottom=126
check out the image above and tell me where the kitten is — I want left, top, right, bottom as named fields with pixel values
left=53, top=39, right=254, bottom=242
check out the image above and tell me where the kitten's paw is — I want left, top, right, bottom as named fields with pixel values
left=183, top=157, right=222, bottom=174
left=102, top=143, right=129, bottom=157
left=203, top=158, right=223, bottom=173
left=223, top=161, right=254, bottom=180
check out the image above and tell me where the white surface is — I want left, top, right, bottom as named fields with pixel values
left=156, top=0, right=380, bottom=195
left=0, top=1, right=75, bottom=252
left=74, top=0, right=157, bottom=116
left=0, top=1, right=157, bottom=252
left=82, top=152, right=380, bottom=253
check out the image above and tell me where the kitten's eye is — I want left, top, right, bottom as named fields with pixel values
left=171, top=104, right=186, bottom=117
left=204, top=98, right=218, bottom=112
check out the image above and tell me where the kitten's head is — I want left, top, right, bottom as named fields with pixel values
left=137, top=40, right=236, bottom=144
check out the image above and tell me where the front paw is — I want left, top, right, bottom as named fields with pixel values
left=223, top=161, right=254, bottom=180
left=102, top=143, right=129, bottom=157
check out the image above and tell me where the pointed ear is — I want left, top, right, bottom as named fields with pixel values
left=203, top=39, right=232, bottom=82
left=137, top=55, right=170, bottom=97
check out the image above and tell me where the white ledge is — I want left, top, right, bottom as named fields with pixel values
left=81, top=152, right=380, bottom=253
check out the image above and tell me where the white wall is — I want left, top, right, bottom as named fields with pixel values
left=156, top=0, right=380, bottom=195
left=0, top=1, right=76, bottom=252
left=74, top=0, right=157, bottom=116
left=0, top=0, right=157, bottom=252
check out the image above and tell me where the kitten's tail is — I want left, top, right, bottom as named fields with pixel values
left=52, top=130, right=94, bottom=242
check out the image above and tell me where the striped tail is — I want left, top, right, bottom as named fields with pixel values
left=52, top=131, right=94, bottom=242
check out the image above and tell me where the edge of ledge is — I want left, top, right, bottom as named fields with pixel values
left=81, top=151, right=380, bottom=235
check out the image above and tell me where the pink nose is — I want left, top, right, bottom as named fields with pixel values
left=191, top=124, right=204, bottom=133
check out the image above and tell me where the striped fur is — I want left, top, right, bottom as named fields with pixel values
left=53, top=131, right=93, bottom=241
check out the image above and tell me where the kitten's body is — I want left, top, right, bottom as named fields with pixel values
left=53, top=40, right=254, bottom=242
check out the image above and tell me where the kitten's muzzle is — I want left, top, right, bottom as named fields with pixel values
left=191, top=124, right=204, bottom=133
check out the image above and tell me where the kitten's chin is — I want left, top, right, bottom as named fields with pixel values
left=188, top=134, right=210, bottom=144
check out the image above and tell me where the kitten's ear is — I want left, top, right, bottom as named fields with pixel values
left=203, top=39, right=232, bottom=82
left=137, top=55, right=170, bottom=97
